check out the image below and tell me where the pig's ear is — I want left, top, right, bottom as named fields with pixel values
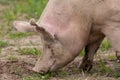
left=30, top=19, right=55, bottom=40
left=13, top=21, right=35, bottom=32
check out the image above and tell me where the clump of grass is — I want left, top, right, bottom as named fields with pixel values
left=0, top=40, right=8, bottom=53
left=113, top=72, right=120, bottom=78
left=3, top=9, right=17, bottom=25
left=9, top=32, right=34, bottom=39
left=41, top=72, right=51, bottom=80
left=100, top=39, right=111, bottom=51
left=79, top=49, right=85, bottom=56
left=107, top=55, right=116, bottom=61
left=22, top=72, right=51, bottom=80
left=99, top=60, right=111, bottom=73
left=26, top=0, right=48, bottom=19
left=0, top=40, right=9, bottom=47
left=18, top=48, right=41, bottom=56
left=6, top=55, right=18, bottom=61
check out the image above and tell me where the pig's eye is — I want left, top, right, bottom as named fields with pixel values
left=51, top=48, right=55, bottom=56
left=47, top=45, right=51, bottom=48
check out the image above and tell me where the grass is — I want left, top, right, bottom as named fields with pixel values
left=8, top=32, right=34, bottom=39
left=107, top=55, right=116, bottom=61
left=22, top=71, right=69, bottom=80
left=113, top=72, right=120, bottom=78
left=79, top=49, right=85, bottom=56
left=100, top=39, right=111, bottom=51
left=18, top=48, right=41, bottom=56
left=0, top=40, right=8, bottom=53
left=0, top=40, right=9, bottom=47
left=99, top=59, right=111, bottom=73
left=6, top=55, right=18, bottom=61
left=22, top=73, right=51, bottom=80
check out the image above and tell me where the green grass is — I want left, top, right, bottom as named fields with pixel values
left=100, top=39, right=111, bottom=51
left=99, top=60, right=111, bottom=73
left=107, top=55, right=116, bottom=61
left=79, top=49, right=85, bottom=56
left=22, top=73, right=51, bottom=80
left=6, top=55, right=18, bottom=61
left=18, top=48, right=41, bottom=56
left=113, top=72, right=120, bottom=78
left=8, top=32, right=34, bottom=39
left=0, top=40, right=9, bottom=47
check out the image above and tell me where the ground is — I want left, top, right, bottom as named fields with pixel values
left=0, top=1, right=120, bottom=80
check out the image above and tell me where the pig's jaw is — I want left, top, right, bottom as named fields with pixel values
left=32, top=58, right=76, bottom=74
left=32, top=53, right=75, bottom=74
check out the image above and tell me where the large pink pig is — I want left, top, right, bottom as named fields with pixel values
left=14, top=0, right=120, bottom=74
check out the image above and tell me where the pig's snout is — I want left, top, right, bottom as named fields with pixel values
left=32, top=66, right=49, bottom=74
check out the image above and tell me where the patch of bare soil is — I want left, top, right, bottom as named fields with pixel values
left=0, top=35, right=42, bottom=80
left=0, top=60, right=33, bottom=80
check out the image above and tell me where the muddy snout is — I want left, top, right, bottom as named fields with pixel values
left=32, top=66, right=49, bottom=74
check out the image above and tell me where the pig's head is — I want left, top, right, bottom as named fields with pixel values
left=30, top=0, right=85, bottom=74
left=32, top=24, right=74, bottom=74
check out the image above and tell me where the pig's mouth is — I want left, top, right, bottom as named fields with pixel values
left=45, top=60, right=57, bottom=74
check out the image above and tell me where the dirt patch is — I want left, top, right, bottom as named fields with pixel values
left=0, top=60, right=33, bottom=80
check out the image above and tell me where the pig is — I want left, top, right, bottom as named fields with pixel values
left=13, top=0, right=120, bottom=74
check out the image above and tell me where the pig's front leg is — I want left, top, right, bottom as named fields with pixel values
left=78, top=33, right=104, bottom=71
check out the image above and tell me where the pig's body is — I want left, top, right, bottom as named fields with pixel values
left=14, top=0, right=120, bottom=74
